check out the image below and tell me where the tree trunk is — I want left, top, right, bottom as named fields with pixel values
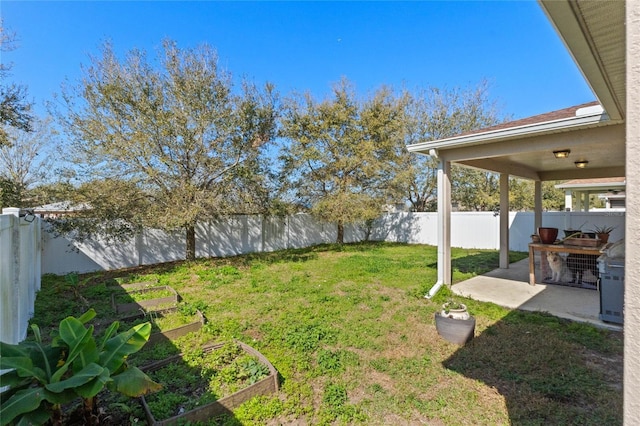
left=336, top=221, right=344, bottom=244
left=82, top=397, right=99, bottom=425
left=50, top=405, right=62, bottom=426
left=186, top=225, right=196, bottom=261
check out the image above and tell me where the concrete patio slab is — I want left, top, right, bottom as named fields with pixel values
left=452, top=258, right=622, bottom=331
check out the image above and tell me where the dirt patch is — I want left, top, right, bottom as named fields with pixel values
left=583, top=349, right=623, bottom=391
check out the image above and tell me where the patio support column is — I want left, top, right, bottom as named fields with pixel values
left=499, top=173, right=509, bottom=268
left=534, top=181, right=542, bottom=230
left=437, top=158, right=452, bottom=285
left=564, top=189, right=572, bottom=211
left=584, top=192, right=590, bottom=212
left=576, top=191, right=583, bottom=211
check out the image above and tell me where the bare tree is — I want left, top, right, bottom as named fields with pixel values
left=0, top=117, right=57, bottom=208
left=0, top=19, right=33, bottom=147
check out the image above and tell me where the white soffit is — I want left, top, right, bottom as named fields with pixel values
left=539, top=0, right=625, bottom=121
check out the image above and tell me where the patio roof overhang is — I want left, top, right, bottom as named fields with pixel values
left=407, top=0, right=626, bottom=183
left=406, top=102, right=625, bottom=182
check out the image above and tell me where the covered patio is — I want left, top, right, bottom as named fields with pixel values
left=407, top=0, right=640, bottom=422
left=407, top=99, right=625, bottom=295
left=555, top=177, right=626, bottom=211
left=452, top=257, right=622, bottom=332
left=406, top=0, right=625, bottom=297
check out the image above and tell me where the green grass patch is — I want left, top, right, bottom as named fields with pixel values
left=29, top=242, right=621, bottom=425
left=112, top=287, right=175, bottom=304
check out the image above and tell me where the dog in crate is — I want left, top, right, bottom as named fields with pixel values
left=566, top=253, right=599, bottom=284
left=546, top=251, right=571, bottom=282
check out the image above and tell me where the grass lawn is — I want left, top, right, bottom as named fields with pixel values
left=33, top=242, right=622, bottom=425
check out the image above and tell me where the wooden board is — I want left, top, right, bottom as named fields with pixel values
left=563, top=237, right=601, bottom=247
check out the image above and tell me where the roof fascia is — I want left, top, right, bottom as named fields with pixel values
left=406, top=111, right=611, bottom=154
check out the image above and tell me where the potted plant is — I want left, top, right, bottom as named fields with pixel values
left=590, top=225, right=616, bottom=244
left=434, top=299, right=476, bottom=345
left=563, top=221, right=588, bottom=238
left=537, top=227, right=559, bottom=244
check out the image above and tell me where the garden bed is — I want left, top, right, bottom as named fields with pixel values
left=102, top=306, right=206, bottom=348
left=111, top=283, right=179, bottom=314
left=140, top=340, right=279, bottom=425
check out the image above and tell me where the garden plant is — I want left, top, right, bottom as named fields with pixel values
left=0, top=309, right=161, bottom=426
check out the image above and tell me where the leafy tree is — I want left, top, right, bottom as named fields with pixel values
left=506, top=178, right=567, bottom=212
left=48, top=178, right=152, bottom=243
left=452, top=166, right=501, bottom=211
left=0, top=117, right=58, bottom=208
left=52, top=40, right=278, bottom=260
left=542, top=180, right=566, bottom=211
left=451, top=172, right=567, bottom=212
left=508, top=177, right=531, bottom=211
left=0, top=177, right=20, bottom=209
left=401, top=83, right=570, bottom=213
left=0, top=19, right=33, bottom=147
left=279, top=80, right=407, bottom=243
left=400, top=81, right=504, bottom=211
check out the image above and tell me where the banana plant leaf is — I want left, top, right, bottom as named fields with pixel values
left=111, top=366, right=162, bottom=397
left=100, top=322, right=151, bottom=373
left=0, top=388, right=46, bottom=426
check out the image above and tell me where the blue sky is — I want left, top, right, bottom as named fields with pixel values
left=3, top=1, right=595, bottom=121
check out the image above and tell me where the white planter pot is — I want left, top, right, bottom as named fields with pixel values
left=441, top=302, right=470, bottom=320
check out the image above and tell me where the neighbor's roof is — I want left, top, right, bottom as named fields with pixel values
left=33, top=202, right=90, bottom=213
left=555, top=177, right=626, bottom=191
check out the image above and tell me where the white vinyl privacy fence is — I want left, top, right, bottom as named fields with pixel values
left=41, top=214, right=365, bottom=274
left=1, top=209, right=625, bottom=343
left=41, top=210, right=626, bottom=275
left=0, top=208, right=41, bottom=344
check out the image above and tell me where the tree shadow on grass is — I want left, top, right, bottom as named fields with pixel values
left=442, top=310, right=623, bottom=425
left=77, top=241, right=409, bottom=285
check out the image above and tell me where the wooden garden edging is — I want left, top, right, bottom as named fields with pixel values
left=111, top=282, right=179, bottom=314
left=140, top=340, right=279, bottom=425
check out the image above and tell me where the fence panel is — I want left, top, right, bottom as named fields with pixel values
left=0, top=209, right=41, bottom=344
left=38, top=211, right=626, bottom=275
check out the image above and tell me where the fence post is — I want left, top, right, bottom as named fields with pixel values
left=2, top=208, right=21, bottom=343
left=261, top=215, right=265, bottom=253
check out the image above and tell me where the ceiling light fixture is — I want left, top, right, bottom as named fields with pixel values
left=574, top=160, right=589, bottom=168
left=553, top=149, right=571, bottom=158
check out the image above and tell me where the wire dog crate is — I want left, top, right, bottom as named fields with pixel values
left=529, top=241, right=603, bottom=289
left=540, top=250, right=599, bottom=289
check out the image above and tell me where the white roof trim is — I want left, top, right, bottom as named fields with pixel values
left=576, top=104, right=604, bottom=116
left=407, top=109, right=611, bottom=153
left=555, top=180, right=626, bottom=190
